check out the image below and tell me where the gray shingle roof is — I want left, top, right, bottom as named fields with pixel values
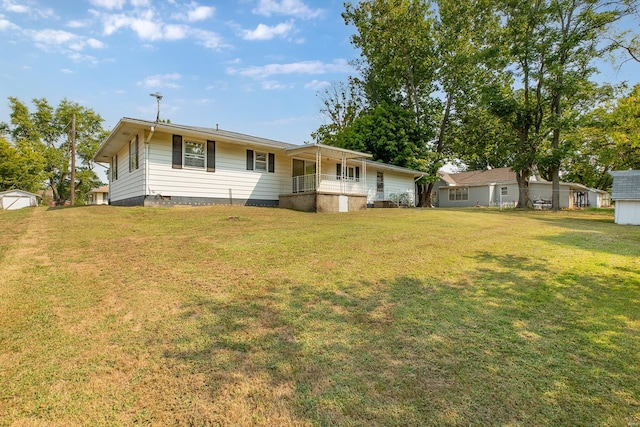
left=609, top=170, right=640, bottom=200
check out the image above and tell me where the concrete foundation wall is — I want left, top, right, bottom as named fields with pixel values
left=279, top=192, right=367, bottom=212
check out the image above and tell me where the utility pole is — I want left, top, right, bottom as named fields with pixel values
left=70, top=113, right=76, bottom=206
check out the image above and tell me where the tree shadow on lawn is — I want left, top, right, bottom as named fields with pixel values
left=160, top=258, right=640, bottom=426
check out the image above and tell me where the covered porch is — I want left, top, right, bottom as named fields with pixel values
left=279, top=144, right=372, bottom=212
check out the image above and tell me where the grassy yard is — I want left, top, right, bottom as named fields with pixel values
left=0, top=205, right=638, bottom=426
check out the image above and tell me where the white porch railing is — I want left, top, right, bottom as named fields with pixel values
left=286, top=174, right=366, bottom=195
left=375, top=190, right=415, bottom=207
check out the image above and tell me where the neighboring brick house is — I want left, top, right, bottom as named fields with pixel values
left=609, top=170, right=640, bottom=225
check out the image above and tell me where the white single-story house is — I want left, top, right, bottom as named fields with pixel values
left=93, top=118, right=424, bottom=212
left=434, top=167, right=595, bottom=209
left=609, top=170, right=640, bottom=225
left=586, top=187, right=612, bottom=208
left=88, top=186, right=109, bottom=205
left=0, top=189, right=39, bottom=210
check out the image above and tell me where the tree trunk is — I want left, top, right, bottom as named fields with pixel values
left=49, top=177, right=60, bottom=205
left=551, top=165, right=560, bottom=211
left=516, top=171, right=530, bottom=209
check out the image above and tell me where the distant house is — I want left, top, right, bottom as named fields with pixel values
left=609, top=170, right=640, bottom=225
left=88, top=186, right=109, bottom=205
left=0, top=190, right=39, bottom=210
left=586, top=188, right=611, bottom=209
left=434, top=167, right=593, bottom=209
left=93, top=118, right=423, bottom=212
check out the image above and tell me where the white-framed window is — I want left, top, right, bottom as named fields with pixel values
left=184, top=140, right=205, bottom=169
left=501, top=186, right=508, bottom=196
left=246, top=149, right=275, bottom=173
left=255, top=151, right=267, bottom=171
left=129, top=135, right=139, bottom=171
left=449, top=187, right=468, bottom=201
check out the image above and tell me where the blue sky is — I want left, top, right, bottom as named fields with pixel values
left=0, top=0, right=356, bottom=145
left=0, top=0, right=639, bottom=150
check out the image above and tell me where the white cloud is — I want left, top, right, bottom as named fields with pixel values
left=61, top=68, right=74, bottom=74
left=31, top=28, right=78, bottom=45
left=172, top=2, right=214, bottom=22
left=138, top=73, right=182, bottom=89
left=67, top=20, right=87, bottom=29
left=242, top=21, right=294, bottom=41
left=192, top=28, right=227, bottom=50
left=2, top=0, right=55, bottom=19
left=89, top=0, right=126, bottom=10
left=19, top=27, right=105, bottom=65
left=304, top=79, right=330, bottom=91
left=187, top=4, right=214, bottom=22
left=2, top=0, right=27, bottom=13
left=96, top=8, right=225, bottom=47
left=86, top=38, right=106, bottom=48
left=0, top=15, right=19, bottom=31
left=253, top=0, right=323, bottom=19
left=261, top=80, right=291, bottom=90
left=228, top=59, right=352, bottom=79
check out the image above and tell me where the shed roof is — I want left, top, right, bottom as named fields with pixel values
left=0, top=190, right=40, bottom=198
left=609, top=170, right=640, bottom=200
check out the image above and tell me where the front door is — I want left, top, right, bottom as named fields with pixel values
left=377, top=172, right=384, bottom=200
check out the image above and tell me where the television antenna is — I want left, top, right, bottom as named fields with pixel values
left=149, top=92, right=163, bottom=122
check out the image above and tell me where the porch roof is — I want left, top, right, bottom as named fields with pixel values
left=285, top=143, right=372, bottom=160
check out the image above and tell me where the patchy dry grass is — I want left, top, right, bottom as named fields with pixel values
left=0, top=205, right=638, bottom=426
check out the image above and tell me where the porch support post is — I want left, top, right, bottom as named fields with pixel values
left=341, top=153, right=346, bottom=193
left=316, top=147, right=321, bottom=190
left=362, top=158, right=367, bottom=193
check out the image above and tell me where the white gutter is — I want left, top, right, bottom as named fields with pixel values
left=144, top=125, right=155, bottom=196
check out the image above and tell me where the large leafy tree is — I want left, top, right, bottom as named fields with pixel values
left=4, top=97, right=106, bottom=205
left=542, top=0, right=636, bottom=210
left=563, top=83, right=640, bottom=189
left=322, top=0, right=496, bottom=206
left=0, top=136, right=47, bottom=193
left=330, top=101, right=426, bottom=168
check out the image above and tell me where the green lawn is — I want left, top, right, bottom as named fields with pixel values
left=1, top=205, right=638, bottom=426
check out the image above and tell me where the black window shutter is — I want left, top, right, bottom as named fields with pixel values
left=355, top=166, right=360, bottom=180
left=336, top=164, right=341, bottom=179
left=268, top=153, right=275, bottom=173
left=246, top=149, right=254, bottom=170
left=172, top=135, right=182, bottom=169
left=128, top=140, right=133, bottom=172
left=207, top=140, right=216, bottom=172
left=135, top=135, right=140, bottom=169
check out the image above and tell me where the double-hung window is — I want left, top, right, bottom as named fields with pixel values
left=246, top=149, right=275, bottom=173
left=184, top=140, right=205, bottom=169
left=449, top=187, right=469, bottom=201
left=254, top=151, right=267, bottom=172
left=171, top=135, right=215, bottom=172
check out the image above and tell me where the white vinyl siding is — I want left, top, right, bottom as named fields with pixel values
left=108, top=132, right=145, bottom=203
left=614, top=200, right=640, bottom=225
left=365, top=168, right=416, bottom=206
left=144, top=134, right=288, bottom=201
